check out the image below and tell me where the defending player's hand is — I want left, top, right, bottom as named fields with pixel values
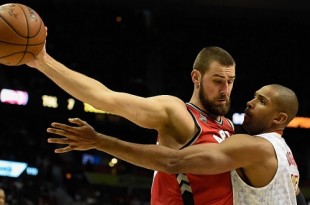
left=47, top=118, right=99, bottom=153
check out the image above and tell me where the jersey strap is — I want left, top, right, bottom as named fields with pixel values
left=177, top=173, right=195, bottom=205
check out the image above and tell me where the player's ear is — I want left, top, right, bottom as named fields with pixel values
left=273, top=112, right=288, bottom=125
left=191, top=69, right=201, bottom=86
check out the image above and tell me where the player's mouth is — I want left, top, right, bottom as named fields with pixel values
left=217, top=96, right=228, bottom=103
left=244, top=108, right=252, bottom=118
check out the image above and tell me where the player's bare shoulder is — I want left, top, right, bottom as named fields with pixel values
left=153, top=95, right=190, bottom=116
left=155, top=95, right=196, bottom=146
left=152, top=95, right=185, bottom=103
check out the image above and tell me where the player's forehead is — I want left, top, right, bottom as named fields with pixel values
left=255, top=86, right=276, bottom=102
left=207, top=61, right=235, bottom=78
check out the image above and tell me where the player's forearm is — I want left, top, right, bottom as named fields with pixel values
left=95, top=133, right=181, bottom=173
left=94, top=134, right=224, bottom=175
left=35, top=53, right=111, bottom=109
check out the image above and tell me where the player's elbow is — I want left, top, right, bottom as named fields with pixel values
left=159, top=152, right=223, bottom=175
left=157, top=154, right=184, bottom=174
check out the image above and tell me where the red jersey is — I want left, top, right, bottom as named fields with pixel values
left=151, top=103, right=235, bottom=205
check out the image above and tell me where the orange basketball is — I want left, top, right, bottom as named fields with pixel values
left=0, top=3, right=46, bottom=66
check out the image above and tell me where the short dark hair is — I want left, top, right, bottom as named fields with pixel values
left=193, top=46, right=235, bottom=74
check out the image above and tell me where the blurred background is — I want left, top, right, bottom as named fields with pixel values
left=0, top=0, right=310, bottom=204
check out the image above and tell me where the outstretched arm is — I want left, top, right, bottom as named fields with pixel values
left=26, top=43, right=191, bottom=132
left=47, top=118, right=267, bottom=175
left=47, top=118, right=180, bottom=172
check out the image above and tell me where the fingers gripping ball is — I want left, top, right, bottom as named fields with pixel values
left=0, top=3, right=46, bottom=66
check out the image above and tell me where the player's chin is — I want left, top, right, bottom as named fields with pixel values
left=217, top=101, right=230, bottom=110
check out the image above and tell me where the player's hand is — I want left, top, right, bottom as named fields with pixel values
left=47, top=118, right=99, bottom=153
left=25, top=43, right=47, bottom=68
left=26, top=27, right=48, bottom=68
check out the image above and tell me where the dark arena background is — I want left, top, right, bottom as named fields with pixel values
left=1, top=0, right=310, bottom=204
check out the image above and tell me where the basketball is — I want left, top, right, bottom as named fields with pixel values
left=0, top=3, right=46, bottom=66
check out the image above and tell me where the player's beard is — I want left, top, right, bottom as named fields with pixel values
left=199, top=85, right=230, bottom=116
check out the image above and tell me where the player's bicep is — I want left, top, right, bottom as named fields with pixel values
left=102, top=93, right=183, bottom=129
left=218, top=135, right=270, bottom=169
left=171, top=136, right=265, bottom=175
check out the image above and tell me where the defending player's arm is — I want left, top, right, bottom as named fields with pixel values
left=166, top=135, right=273, bottom=174
left=139, top=134, right=272, bottom=174
left=47, top=119, right=269, bottom=175
left=47, top=118, right=186, bottom=170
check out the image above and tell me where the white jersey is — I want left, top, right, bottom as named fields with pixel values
left=231, top=132, right=299, bottom=205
